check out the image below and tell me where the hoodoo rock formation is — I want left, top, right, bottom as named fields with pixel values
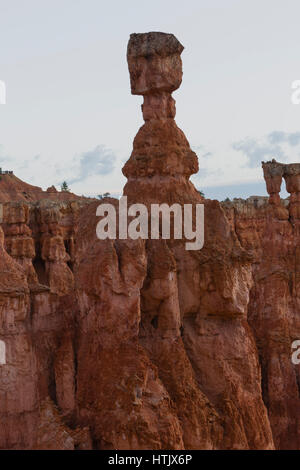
left=123, top=32, right=199, bottom=204
left=0, top=32, right=299, bottom=450
left=262, top=160, right=300, bottom=219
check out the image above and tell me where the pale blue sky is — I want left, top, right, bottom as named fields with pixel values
left=1, top=0, right=300, bottom=199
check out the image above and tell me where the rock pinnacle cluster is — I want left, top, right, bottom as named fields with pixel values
left=0, top=32, right=299, bottom=450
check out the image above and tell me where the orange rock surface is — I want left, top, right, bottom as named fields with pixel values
left=0, top=32, right=298, bottom=450
left=0, top=173, right=82, bottom=203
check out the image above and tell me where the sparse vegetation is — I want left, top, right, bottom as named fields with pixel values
left=61, top=181, right=70, bottom=192
left=97, top=192, right=111, bottom=199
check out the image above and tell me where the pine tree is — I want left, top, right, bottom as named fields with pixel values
left=61, top=181, right=70, bottom=192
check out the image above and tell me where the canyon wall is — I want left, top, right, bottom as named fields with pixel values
left=222, top=195, right=300, bottom=449
left=0, top=32, right=298, bottom=449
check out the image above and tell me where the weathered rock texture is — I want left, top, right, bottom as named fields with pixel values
left=0, top=32, right=299, bottom=450
left=222, top=195, right=300, bottom=449
left=262, top=160, right=300, bottom=219
left=0, top=173, right=81, bottom=203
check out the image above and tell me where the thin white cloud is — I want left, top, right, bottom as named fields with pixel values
left=68, top=145, right=116, bottom=185
left=193, top=131, right=300, bottom=189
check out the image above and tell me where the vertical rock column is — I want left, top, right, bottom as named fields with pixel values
left=0, top=226, right=39, bottom=449
left=262, top=161, right=284, bottom=206
left=122, top=32, right=274, bottom=449
left=123, top=32, right=199, bottom=204
left=283, top=163, right=300, bottom=219
left=3, top=203, right=38, bottom=287
left=262, top=160, right=300, bottom=218
left=39, top=206, right=74, bottom=296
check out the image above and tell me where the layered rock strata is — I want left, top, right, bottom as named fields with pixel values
left=0, top=32, right=298, bottom=450
left=262, top=160, right=300, bottom=219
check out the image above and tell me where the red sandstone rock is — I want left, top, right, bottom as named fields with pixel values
left=0, top=173, right=84, bottom=203
left=262, top=160, right=300, bottom=218
left=222, top=197, right=300, bottom=449
left=46, top=186, right=57, bottom=193
left=123, top=32, right=274, bottom=449
left=0, top=32, right=299, bottom=450
left=127, top=32, right=183, bottom=121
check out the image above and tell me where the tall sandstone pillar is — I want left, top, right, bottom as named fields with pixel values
left=121, top=32, right=275, bottom=449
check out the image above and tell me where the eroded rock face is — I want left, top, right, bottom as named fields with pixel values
left=123, top=32, right=274, bottom=449
left=262, top=160, right=300, bottom=218
left=0, top=174, right=82, bottom=203
left=0, top=32, right=299, bottom=450
left=124, top=32, right=199, bottom=207
left=0, top=200, right=92, bottom=449
left=222, top=198, right=300, bottom=449
left=262, top=161, right=284, bottom=205
left=127, top=32, right=183, bottom=121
